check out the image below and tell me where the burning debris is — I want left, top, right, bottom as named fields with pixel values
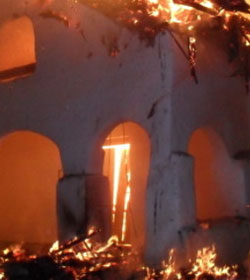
left=76, top=0, right=250, bottom=88
left=77, top=0, right=250, bottom=45
left=0, top=228, right=142, bottom=280
left=0, top=227, right=243, bottom=280
left=40, top=9, right=71, bottom=27
left=34, top=0, right=250, bottom=87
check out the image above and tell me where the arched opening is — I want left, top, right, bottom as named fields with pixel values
left=188, top=127, right=245, bottom=221
left=102, top=122, right=150, bottom=249
left=0, top=16, right=36, bottom=82
left=0, top=131, right=63, bottom=247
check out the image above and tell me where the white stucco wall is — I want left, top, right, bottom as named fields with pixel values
left=1, top=0, right=250, bottom=265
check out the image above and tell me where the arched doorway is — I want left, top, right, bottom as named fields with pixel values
left=0, top=131, right=63, bottom=247
left=188, top=127, right=245, bottom=221
left=102, top=122, right=150, bottom=249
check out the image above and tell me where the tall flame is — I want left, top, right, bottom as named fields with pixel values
left=103, top=143, right=131, bottom=241
left=121, top=185, right=131, bottom=242
left=190, top=245, right=238, bottom=278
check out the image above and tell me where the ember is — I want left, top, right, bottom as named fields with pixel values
left=76, top=0, right=250, bottom=87
left=78, top=0, right=250, bottom=40
left=35, top=0, right=250, bottom=87
left=0, top=229, right=241, bottom=280
left=0, top=229, right=142, bottom=280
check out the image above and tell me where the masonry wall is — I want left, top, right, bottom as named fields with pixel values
left=0, top=0, right=176, bottom=258
left=169, top=27, right=250, bottom=265
left=1, top=0, right=250, bottom=265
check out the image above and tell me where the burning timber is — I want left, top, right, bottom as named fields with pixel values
left=0, top=228, right=244, bottom=280
left=77, top=0, right=250, bottom=89
left=36, top=0, right=250, bottom=89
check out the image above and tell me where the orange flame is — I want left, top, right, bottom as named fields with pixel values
left=121, top=185, right=131, bottom=242
left=103, top=143, right=130, bottom=226
left=0, top=238, right=241, bottom=280
left=49, top=240, right=59, bottom=253
left=190, top=245, right=238, bottom=278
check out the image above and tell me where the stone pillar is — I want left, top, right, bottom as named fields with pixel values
left=145, top=152, right=195, bottom=265
left=233, top=151, right=250, bottom=216
left=57, top=173, right=111, bottom=243
left=239, top=160, right=250, bottom=214
left=85, top=174, right=111, bottom=241
left=170, top=152, right=196, bottom=229
left=57, top=173, right=86, bottom=242
left=243, top=161, right=250, bottom=211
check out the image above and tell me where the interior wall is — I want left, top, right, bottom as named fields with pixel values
left=102, top=122, right=151, bottom=250
left=188, top=127, right=246, bottom=221
left=0, top=131, right=63, bottom=244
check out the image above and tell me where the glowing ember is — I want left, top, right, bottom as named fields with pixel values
left=78, top=0, right=249, bottom=34
left=161, top=249, right=179, bottom=279
left=49, top=240, right=59, bottom=253
left=35, top=0, right=250, bottom=90
left=0, top=236, right=242, bottom=280
left=75, top=0, right=250, bottom=88
left=144, top=245, right=238, bottom=279
left=190, top=245, right=238, bottom=279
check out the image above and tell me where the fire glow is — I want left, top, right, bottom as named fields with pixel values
left=0, top=232, right=241, bottom=279
left=75, top=0, right=250, bottom=89
left=102, top=143, right=131, bottom=242
left=34, top=0, right=250, bottom=90
left=78, top=0, right=250, bottom=37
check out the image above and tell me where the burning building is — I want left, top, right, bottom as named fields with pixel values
left=1, top=0, right=250, bottom=271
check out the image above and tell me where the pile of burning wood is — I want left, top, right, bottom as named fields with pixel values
left=0, top=227, right=242, bottom=280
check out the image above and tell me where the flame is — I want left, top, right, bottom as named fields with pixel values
left=162, top=248, right=178, bottom=278
left=103, top=143, right=130, bottom=225
left=0, top=237, right=241, bottom=280
left=144, top=245, right=238, bottom=279
left=49, top=240, right=59, bottom=253
left=121, top=185, right=131, bottom=242
left=200, top=0, right=214, bottom=9
left=103, top=143, right=131, bottom=241
left=95, top=235, right=119, bottom=253
left=190, top=245, right=238, bottom=279
left=42, top=0, right=250, bottom=53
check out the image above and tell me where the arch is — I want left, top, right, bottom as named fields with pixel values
left=188, top=127, right=245, bottom=221
left=102, top=121, right=151, bottom=249
left=0, top=16, right=36, bottom=82
left=0, top=131, right=63, bottom=246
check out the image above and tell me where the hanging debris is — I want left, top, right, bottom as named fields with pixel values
left=76, top=0, right=250, bottom=86
left=40, top=9, right=71, bottom=27
left=188, top=36, right=198, bottom=84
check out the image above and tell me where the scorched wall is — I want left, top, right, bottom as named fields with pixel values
left=0, top=0, right=250, bottom=266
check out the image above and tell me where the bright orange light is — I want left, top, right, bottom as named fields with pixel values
left=0, top=16, right=36, bottom=83
left=190, top=245, right=238, bottom=278
left=49, top=240, right=59, bottom=253
left=200, top=0, right=214, bottom=9
left=102, top=144, right=131, bottom=226
left=121, top=185, right=131, bottom=242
